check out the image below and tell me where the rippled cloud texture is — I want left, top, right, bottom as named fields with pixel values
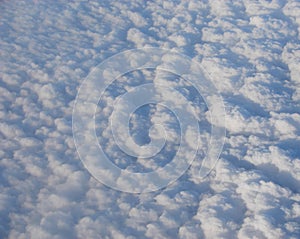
left=1, top=0, right=300, bottom=238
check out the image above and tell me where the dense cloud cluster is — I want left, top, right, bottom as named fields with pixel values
left=0, top=0, right=299, bottom=238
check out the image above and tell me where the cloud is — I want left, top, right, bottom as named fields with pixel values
left=0, top=0, right=300, bottom=238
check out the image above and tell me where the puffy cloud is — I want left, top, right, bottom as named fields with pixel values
left=1, top=0, right=300, bottom=238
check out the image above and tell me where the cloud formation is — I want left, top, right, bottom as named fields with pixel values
left=0, top=0, right=299, bottom=238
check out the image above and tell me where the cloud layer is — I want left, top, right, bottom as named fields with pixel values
left=0, top=0, right=299, bottom=238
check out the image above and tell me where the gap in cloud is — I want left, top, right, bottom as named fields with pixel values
left=129, top=104, right=153, bottom=146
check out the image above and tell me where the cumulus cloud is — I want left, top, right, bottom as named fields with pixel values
left=1, top=0, right=300, bottom=238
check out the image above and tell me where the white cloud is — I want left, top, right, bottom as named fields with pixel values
left=1, top=0, right=300, bottom=238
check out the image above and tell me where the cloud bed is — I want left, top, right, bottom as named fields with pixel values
left=1, top=0, right=300, bottom=238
